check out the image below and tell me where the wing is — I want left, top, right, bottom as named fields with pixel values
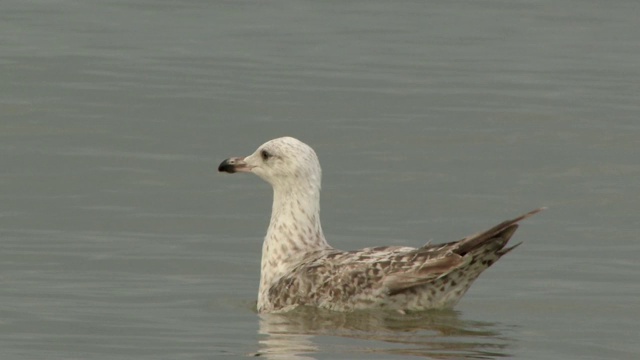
left=415, top=207, right=544, bottom=256
left=267, top=208, right=544, bottom=311
left=384, top=207, right=545, bottom=295
left=266, top=246, right=470, bottom=311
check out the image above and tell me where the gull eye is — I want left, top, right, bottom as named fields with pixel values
left=260, top=149, right=272, bottom=161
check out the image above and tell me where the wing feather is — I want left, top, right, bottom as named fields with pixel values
left=266, top=208, right=544, bottom=311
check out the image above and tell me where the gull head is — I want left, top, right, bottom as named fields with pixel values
left=218, top=137, right=322, bottom=189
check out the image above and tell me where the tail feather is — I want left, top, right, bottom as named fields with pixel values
left=497, top=241, right=523, bottom=256
left=382, top=208, right=543, bottom=303
left=453, top=208, right=544, bottom=256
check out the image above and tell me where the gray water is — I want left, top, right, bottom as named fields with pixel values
left=1, top=0, right=639, bottom=359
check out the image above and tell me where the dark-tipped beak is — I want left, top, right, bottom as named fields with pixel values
left=218, top=157, right=250, bottom=173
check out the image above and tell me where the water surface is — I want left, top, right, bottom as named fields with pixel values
left=1, top=0, right=639, bottom=359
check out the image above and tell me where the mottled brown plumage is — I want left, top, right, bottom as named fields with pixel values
left=218, top=137, right=542, bottom=313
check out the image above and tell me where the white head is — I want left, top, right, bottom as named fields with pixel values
left=218, top=137, right=322, bottom=190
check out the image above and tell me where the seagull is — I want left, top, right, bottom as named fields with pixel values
left=218, top=136, right=542, bottom=313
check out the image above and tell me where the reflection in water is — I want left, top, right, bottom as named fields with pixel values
left=256, top=307, right=512, bottom=359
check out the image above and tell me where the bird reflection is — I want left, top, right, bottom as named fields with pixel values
left=255, top=307, right=512, bottom=359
